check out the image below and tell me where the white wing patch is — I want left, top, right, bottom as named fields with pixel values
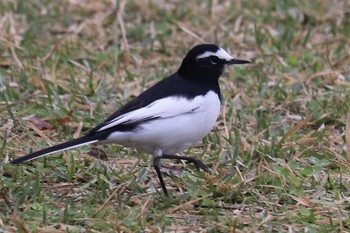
left=97, top=93, right=214, bottom=132
left=196, top=48, right=233, bottom=61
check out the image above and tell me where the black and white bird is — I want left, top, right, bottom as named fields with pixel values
left=11, top=44, right=250, bottom=196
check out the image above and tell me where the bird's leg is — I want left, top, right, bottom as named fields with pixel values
left=153, top=157, right=169, bottom=196
left=162, top=154, right=210, bottom=173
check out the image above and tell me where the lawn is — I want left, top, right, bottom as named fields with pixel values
left=1, top=0, right=350, bottom=232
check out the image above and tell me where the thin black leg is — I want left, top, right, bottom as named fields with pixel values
left=162, top=154, right=210, bottom=173
left=153, top=157, right=169, bottom=196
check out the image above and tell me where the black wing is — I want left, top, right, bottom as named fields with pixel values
left=87, top=73, right=210, bottom=134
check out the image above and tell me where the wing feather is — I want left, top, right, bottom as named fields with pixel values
left=87, top=73, right=212, bottom=134
left=96, top=95, right=204, bottom=132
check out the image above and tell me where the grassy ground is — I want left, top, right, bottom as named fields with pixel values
left=1, top=0, right=350, bottom=232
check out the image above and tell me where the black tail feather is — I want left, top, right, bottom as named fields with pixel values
left=10, top=135, right=99, bottom=164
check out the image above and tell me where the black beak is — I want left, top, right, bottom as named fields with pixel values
left=228, top=58, right=251, bottom=65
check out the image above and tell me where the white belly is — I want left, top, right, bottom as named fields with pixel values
left=105, top=91, right=221, bottom=155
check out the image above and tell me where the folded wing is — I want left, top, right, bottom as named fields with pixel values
left=95, top=95, right=203, bottom=133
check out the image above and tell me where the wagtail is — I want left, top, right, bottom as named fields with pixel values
left=11, top=44, right=250, bottom=196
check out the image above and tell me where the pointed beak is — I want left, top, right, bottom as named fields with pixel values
left=228, top=58, right=251, bottom=65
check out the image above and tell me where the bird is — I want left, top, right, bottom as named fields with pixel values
left=11, top=44, right=250, bottom=196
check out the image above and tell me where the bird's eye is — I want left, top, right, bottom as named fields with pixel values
left=209, top=56, right=219, bottom=65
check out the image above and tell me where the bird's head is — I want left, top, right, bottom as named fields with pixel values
left=178, top=44, right=250, bottom=83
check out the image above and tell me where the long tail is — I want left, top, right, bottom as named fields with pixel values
left=10, top=135, right=100, bottom=164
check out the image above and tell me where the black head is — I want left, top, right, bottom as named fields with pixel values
left=178, top=44, right=250, bottom=84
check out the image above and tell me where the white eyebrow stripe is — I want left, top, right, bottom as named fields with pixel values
left=196, top=48, right=233, bottom=61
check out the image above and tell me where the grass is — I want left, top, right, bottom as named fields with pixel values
left=1, top=0, right=350, bottom=232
